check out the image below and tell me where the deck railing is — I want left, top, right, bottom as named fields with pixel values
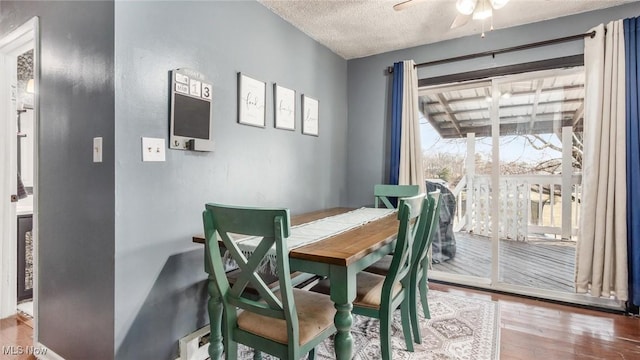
left=452, top=173, right=582, bottom=240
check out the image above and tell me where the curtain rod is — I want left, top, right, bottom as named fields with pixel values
left=387, top=30, right=596, bottom=74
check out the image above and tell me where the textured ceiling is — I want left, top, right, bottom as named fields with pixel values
left=259, top=0, right=637, bottom=59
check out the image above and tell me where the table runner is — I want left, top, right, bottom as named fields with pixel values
left=224, top=207, right=395, bottom=273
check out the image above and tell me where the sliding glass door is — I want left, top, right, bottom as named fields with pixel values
left=419, top=67, right=621, bottom=308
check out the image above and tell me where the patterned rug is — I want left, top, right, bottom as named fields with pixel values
left=233, top=290, right=500, bottom=359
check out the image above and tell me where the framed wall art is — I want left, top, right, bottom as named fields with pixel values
left=237, top=72, right=266, bottom=127
left=274, top=84, right=295, bottom=130
left=301, top=94, right=319, bottom=136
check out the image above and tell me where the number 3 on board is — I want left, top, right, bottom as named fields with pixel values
left=202, top=83, right=212, bottom=100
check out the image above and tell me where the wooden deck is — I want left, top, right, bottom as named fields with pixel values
left=432, top=232, right=576, bottom=293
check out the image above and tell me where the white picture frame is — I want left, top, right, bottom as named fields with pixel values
left=302, top=95, right=319, bottom=136
left=237, top=72, right=266, bottom=128
left=274, top=84, right=296, bottom=131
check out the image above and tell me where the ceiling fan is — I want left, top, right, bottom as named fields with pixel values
left=394, top=0, right=511, bottom=31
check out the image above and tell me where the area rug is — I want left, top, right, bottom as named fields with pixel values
left=233, top=290, right=500, bottom=359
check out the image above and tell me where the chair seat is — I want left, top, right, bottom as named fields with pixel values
left=237, top=288, right=336, bottom=346
left=354, top=272, right=402, bottom=309
left=311, top=272, right=402, bottom=310
left=364, top=254, right=394, bottom=276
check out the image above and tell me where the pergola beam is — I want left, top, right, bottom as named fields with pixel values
left=436, top=93, right=464, bottom=138
left=572, top=103, right=584, bottom=127
left=428, top=98, right=584, bottom=118
left=421, top=102, right=444, bottom=136
left=528, top=79, right=544, bottom=132
left=437, top=119, right=581, bottom=138
left=423, top=84, right=584, bottom=106
left=437, top=111, right=575, bottom=129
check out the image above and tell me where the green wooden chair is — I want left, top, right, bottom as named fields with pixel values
left=408, top=191, right=441, bottom=343
left=202, top=203, right=337, bottom=360
left=364, top=191, right=441, bottom=344
left=374, top=184, right=420, bottom=209
left=352, top=193, right=430, bottom=359
left=311, top=193, right=428, bottom=360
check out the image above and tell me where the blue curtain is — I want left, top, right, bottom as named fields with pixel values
left=624, top=17, right=640, bottom=307
left=390, top=62, right=403, bottom=185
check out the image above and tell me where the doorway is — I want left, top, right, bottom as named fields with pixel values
left=16, top=48, right=35, bottom=315
left=0, top=17, right=38, bottom=331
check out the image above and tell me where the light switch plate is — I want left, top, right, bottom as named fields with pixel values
left=142, top=137, right=166, bottom=162
left=93, top=137, right=103, bottom=163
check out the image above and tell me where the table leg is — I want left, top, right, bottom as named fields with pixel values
left=330, top=266, right=355, bottom=360
left=207, top=277, right=224, bottom=360
left=334, top=302, right=353, bottom=359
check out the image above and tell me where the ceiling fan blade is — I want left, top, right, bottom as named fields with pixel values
left=450, top=14, right=471, bottom=29
left=393, top=0, right=427, bottom=11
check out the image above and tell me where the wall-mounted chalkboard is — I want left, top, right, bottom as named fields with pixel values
left=169, top=68, right=214, bottom=151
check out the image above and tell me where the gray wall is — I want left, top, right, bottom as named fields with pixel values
left=113, top=1, right=347, bottom=359
left=0, top=1, right=115, bottom=359
left=346, top=2, right=640, bottom=207
left=5, top=0, right=636, bottom=359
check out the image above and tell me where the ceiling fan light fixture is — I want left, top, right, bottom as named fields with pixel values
left=489, top=0, right=510, bottom=10
left=473, top=7, right=492, bottom=20
left=456, top=0, right=477, bottom=16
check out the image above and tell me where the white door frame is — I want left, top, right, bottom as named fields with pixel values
left=0, top=17, right=39, bottom=329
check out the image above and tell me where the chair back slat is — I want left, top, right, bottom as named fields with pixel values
left=228, top=297, right=286, bottom=319
left=206, top=204, right=291, bottom=238
left=374, top=184, right=420, bottom=209
left=382, top=193, right=425, bottom=294
left=224, top=234, right=282, bottom=309
left=412, top=191, right=442, bottom=276
left=424, top=192, right=442, bottom=257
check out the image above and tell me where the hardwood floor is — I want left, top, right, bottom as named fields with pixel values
left=1, top=283, right=638, bottom=359
left=430, top=282, right=640, bottom=359
left=0, top=316, right=35, bottom=360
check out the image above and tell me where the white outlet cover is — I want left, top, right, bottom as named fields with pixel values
left=142, top=137, right=166, bottom=162
left=93, top=137, right=103, bottom=163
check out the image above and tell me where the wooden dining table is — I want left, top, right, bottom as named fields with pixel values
left=193, top=207, right=400, bottom=360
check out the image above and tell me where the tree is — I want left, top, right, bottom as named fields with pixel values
left=437, top=167, right=452, bottom=182
left=523, top=132, right=583, bottom=174
left=422, top=152, right=464, bottom=186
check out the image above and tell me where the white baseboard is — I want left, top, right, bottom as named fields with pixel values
left=179, top=325, right=210, bottom=360
left=34, top=327, right=213, bottom=360
left=34, top=342, right=65, bottom=360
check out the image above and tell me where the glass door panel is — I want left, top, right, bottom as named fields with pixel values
left=495, top=68, right=584, bottom=293
left=419, top=80, right=493, bottom=282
